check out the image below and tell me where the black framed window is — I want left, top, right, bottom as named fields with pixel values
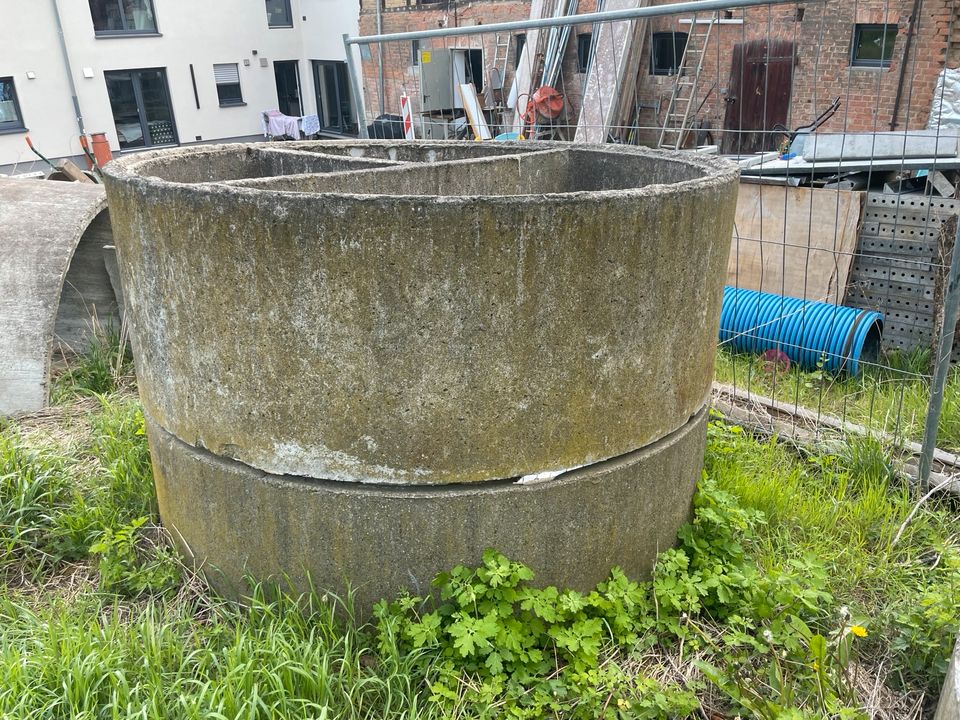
left=576, top=33, right=592, bottom=73
left=650, top=31, right=687, bottom=75
left=0, top=77, right=25, bottom=132
left=515, top=34, right=526, bottom=68
left=851, top=24, right=897, bottom=68
left=312, top=60, right=356, bottom=135
left=88, top=0, right=157, bottom=35
left=214, top=64, right=244, bottom=106
left=105, top=68, right=178, bottom=149
left=266, top=0, right=293, bottom=28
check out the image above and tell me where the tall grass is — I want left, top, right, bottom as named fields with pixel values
left=51, top=318, right=133, bottom=403
left=714, top=347, right=960, bottom=452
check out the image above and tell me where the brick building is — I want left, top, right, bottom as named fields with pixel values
left=357, top=0, right=957, bottom=152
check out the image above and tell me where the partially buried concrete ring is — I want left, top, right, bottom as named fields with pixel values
left=103, top=141, right=739, bottom=607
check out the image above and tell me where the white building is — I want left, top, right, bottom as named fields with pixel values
left=0, top=0, right=360, bottom=174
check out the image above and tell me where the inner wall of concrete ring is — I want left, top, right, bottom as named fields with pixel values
left=103, top=144, right=738, bottom=486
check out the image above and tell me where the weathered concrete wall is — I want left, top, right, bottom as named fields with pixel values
left=937, top=635, right=960, bottom=720
left=148, top=407, right=708, bottom=608
left=105, top=141, right=737, bottom=485
left=103, top=140, right=738, bottom=603
left=0, top=179, right=121, bottom=415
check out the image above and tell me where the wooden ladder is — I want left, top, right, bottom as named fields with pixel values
left=657, top=11, right=718, bottom=150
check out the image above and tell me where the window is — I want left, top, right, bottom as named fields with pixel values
left=105, top=68, right=178, bottom=149
left=851, top=24, right=897, bottom=67
left=514, top=34, right=526, bottom=68
left=412, top=40, right=421, bottom=66
left=266, top=0, right=293, bottom=28
left=576, top=33, right=592, bottom=73
left=214, top=64, right=243, bottom=106
left=312, top=60, right=356, bottom=135
left=0, top=77, right=25, bottom=132
left=88, top=0, right=157, bottom=35
left=650, top=31, right=687, bottom=75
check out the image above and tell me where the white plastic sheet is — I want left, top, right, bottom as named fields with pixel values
left=929, top=68, right=960, bottom=129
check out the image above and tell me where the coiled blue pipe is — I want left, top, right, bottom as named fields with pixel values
left=719, top=287, right=884, bottom=375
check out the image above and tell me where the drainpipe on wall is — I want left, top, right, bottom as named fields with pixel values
left=889, top=0, right=923, bottom=130
left=376, top=0, right=385, bottom=114
left=51, top=0, right=87, bottom=139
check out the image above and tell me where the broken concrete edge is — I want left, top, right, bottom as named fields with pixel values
left=147, top=404, right=709, bottom=612
left=102, top=140, right=740, bottom=203
left=0, top=178, right=111, bottom=415
left=936, top=635, right=960, bottom=720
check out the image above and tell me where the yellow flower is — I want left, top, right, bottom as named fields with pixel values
left=850, top=625, right=868, bottom=638
left=811, top=660, right=819, bottom=671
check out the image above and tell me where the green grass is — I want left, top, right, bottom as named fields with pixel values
left=714, top=346, right=960, bottom=453
left=0, top=348, right=957, bottom=717
left=50, top=320, right=134, bottom=404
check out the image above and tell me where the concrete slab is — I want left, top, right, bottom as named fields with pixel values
left=0, top=178, right=121, bottom=415
left=803, top=130, right=960, bottom=162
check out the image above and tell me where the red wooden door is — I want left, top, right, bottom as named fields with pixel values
left=721, top=39, right=795, bottom=155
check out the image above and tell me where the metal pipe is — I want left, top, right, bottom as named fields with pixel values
left=889, top=0, right=923, bottom=130
left=375, top=0, right=385, bottom=115
left=918, top=220, right=960, bottom=487
left=343, top=33, right=370, bottom=139
left=345, top=0, right=798, bottom=45
left=50, top=0, right=86, bottom=138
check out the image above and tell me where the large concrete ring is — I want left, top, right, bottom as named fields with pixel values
left=148, top=405, right=707, bottom=608
left=103, top=141, right=738, bottom=602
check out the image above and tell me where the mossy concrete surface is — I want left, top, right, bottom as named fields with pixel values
left=103, top=141, right=738, bottom=485
left=147, top=406, right=708, bottom=609
left=103, top=140, right=736, bottom=601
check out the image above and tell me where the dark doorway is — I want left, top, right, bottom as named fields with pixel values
left=311, top=60, right=356, bottom=134
left=104, top=68, right=178, bottom=149
left=274, top=60, right=302, bottom=116
left=721, top=39, right=795, bottom=155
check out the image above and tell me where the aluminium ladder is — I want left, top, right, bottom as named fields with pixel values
left=657, top=11, right=719, bottom=150
left=489, top=33, right=512, bottom=105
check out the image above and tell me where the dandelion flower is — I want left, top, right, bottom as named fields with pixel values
left=850, top=625, right=868, bottom=638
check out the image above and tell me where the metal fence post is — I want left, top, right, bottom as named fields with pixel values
left=918, top=219, right=960, bottom=487
left=342, top=33, right=370, bottom=139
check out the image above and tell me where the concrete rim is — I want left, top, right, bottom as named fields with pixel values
left=102, top=140, right=739, bottom=204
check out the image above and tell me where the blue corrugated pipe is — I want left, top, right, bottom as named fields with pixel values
left=719, top=287, right=884, bottom=375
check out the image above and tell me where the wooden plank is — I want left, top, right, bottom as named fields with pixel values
left=457, top=83, right=492, bottom=140
left=711, top=382, right=960, bottom=494
left=56, top=159, right=95, bottom=184
left=574, top=0, right=648, bottom=144
left=727, top=183, right=864, bottom=303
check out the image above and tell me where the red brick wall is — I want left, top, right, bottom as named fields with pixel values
left=357, top=0, right=954, bottom=147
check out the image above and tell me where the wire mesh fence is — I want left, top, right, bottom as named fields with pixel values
left=343, top=0, right=960, bottom=483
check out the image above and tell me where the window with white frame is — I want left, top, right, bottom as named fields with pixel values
left=214, top=64, right=244, bottom=106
